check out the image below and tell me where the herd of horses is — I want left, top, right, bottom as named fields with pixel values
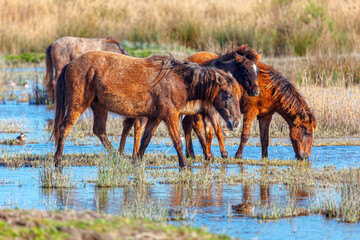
left=44, top=36, right=318, bottom=172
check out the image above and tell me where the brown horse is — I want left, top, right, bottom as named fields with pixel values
left=44, top=36, right=128, bottom=101
left=52, top=51, right=242, bottom=171
left=184, top=52, right=318, bottom=160
left=119, top=45, right=261, bottom=158
left=119, top=96, right=243, bottom=160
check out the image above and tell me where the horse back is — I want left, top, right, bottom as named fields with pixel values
left=186, top=52, right=219, bottom=65
left=65, top=51, right=183, bottom=117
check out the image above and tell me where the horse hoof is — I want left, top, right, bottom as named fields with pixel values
left=221, top=153, right=229, bottom=158
left=235, top=154, right=243, bottom=159
left=55, top=165, right=63, bottom=174
left=205, top=155, right=214, bottom=161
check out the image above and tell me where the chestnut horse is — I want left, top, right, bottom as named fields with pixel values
left=52, top=52, right=242, bottom=171
left=120, top=45, right=261, bottom=158
left=44, top=36, right=128, bottom=101
left=184, top=52, right=318, bottom=160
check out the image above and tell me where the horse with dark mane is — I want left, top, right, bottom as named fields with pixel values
left=120, top=45, right=261, bottom=158
left=44, top=36, right=128, bottom=101
left=184, top=51, right=318, bottom=160
left=52, top=52, right=242, bottom=172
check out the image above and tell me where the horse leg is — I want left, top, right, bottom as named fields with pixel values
left=55, top=103, right=91, bottom=172
left=192, top=114, right=212, bottom=160
left=53, top=67, right=62, bottom=102
left=91, top=102, right=114, bottom=152
left=235, top=113, right=257, bottom=159
left=137, top=118, right=162, bottom=158
left=258, top=115, right=273, bottom=159
left=204, top=116, right=214, bottom=160
left=182, top=115, right=195, bottom=158
left=207, top=110, right=228, bottom=158
left=133, top=117, right=148, bottom=156
left=164, top=114, right=187, bottom=168
left=118, top=117, right=136, bottom=155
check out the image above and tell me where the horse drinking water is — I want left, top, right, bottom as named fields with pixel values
left=184, top=51, right=318, bottom=160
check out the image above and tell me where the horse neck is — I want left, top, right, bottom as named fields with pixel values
left=184, top=71, right=219, bottom=103
left=258, top=62, right=305, bottom=128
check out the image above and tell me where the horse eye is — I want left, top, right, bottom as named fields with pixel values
left=226, top=94, right=232, bottom=100
left=304, top=130, right=311, bottom=137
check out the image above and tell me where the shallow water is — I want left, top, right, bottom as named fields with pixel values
left=1, top=166, right=360, bottom=239
left=0, top=102, right=360, bottom=239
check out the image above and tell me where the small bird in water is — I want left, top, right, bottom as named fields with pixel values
left=16, top=133, right=27, bottom=143
left=232, top=201, right=255, bottom=215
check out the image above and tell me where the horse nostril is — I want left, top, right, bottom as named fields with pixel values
left=253, top=87, right=260, bottom=96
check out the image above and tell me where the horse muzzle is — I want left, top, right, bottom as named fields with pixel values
left=295, top=152, right=309, bottom=160
left=227, top=120, right=240, bottom=131
left=247, top=86, right=260, bottom=97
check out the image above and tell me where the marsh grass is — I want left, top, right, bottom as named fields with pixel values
left=1, top=0, right=358, bottom=57
left=38, top=160, right=75, bottom=188
left=0, top=119, right=29, bottom=133
left=95, top=152, right=151, bottom=187
left=311, top=168, right=360, bottom=223
left=120, top=198, right=169, bottom=222
left=95, top=152, right=133, bottom=187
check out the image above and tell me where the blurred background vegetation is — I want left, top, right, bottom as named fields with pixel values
left=0, top=0, right=359, bottom=137
left=1, top=0, right=358, bottom=55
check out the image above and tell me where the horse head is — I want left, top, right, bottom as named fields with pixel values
left=232, top=52, right=260, bottom=97
left=211, top=70, right=242, bottom=131
left=290, top=109, right=318, bottom=160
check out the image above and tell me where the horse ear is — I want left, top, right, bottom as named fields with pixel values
left=234, top=53, right=246, bottom=63
left=300, top=109, right=309, bottom=122
left=258, top=50, right=262, bottom=60
left=313, top=121, right=318, bottom=132
left=215, top=72, right=226, bottom=85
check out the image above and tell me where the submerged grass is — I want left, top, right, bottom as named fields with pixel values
left=96, top=152, right=151, bottom=187
left=38, top=160, right=75, bottom=188
left=2, top=150, right=360, bottom=223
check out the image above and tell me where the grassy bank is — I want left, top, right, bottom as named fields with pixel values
left=0, top=209, right=230, bottom=240
left=1, top=0, right=359, bottom=56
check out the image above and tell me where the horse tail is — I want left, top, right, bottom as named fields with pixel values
left=50, top=63, right=69, bottom=147
left=45, top=43, right=54, bottom=101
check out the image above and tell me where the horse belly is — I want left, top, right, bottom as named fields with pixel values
left=96, top=90, right=153, bottom=117
left=180, top=100, right=203, bottom=115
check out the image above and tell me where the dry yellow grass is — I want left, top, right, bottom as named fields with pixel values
left=1, top=0, right=359, bottom=55
left=268, top=86, right=360, bottom=137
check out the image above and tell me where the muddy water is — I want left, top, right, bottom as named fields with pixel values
left=0, top=101, right=360, bottom=239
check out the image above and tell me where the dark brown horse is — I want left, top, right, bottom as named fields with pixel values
left=119, top=96, right=243, bottom=160
left=184, top=52, right=318, bottom=160
left=52, top=52, right=242, bottom=171
left=44, top=36, right=128, bottom=101
left=119, top=45, right=261, bottom=158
